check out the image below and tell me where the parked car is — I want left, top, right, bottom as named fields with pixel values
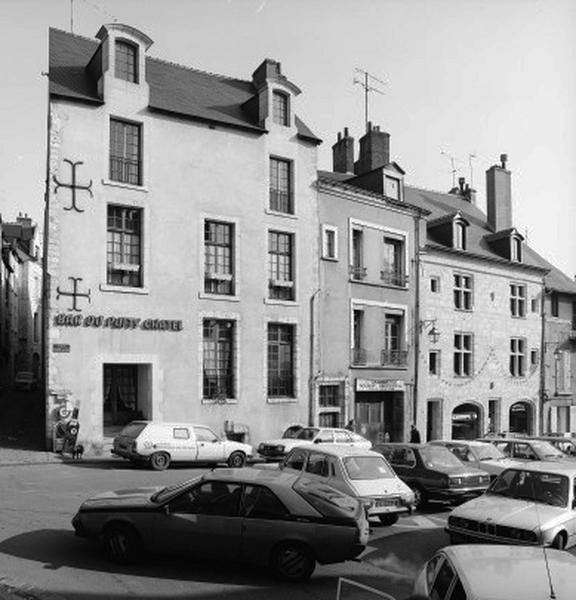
left=477, top=436, right=575, bottom=463
left=447, top=462, right=576, bottom=549
left=257, top=427, right=371, bottom=461
left=412, top=544, right=576, bottom=600
left=281, top=424, right=305, bottom=439
left=373, top=443, right=490, bottom=509
left=521, top=435, right=576, bottom=457
left=13, top=370, right=37, bottom=391
left=268, top=444, right=415, bottom=525
left=111, top=421, right=253, bottom=470
left=428, top=440, right=521, bottom=481
left=71, top=467, right=369, bottom=581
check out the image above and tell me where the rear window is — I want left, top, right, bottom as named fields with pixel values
left=293, top=479, right=359, bottom=519
left=343, top=456, right=394, bottom=480
left=119, top=422, right=147, bottom=439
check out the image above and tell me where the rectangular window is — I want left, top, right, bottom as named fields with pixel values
left=382, top=314, right=406, bottom=366
left=204, top=221, right=234, bottom=295
left=551, top=293, right=559, bottom=317
left=268, top=231, right=294, bottom=300
left=269, top=158, right=292, bottom=214
left=267, top=323, right=294, bottom=397
left=430, top=277, right=440, bottom=293
left=510, top=284, right=526, bottom=317
left=115, top=40, right=138, bottom=83
left=454, top=222, right=467, bottom=250
left=454, top=333, right=472, bottom=376
left=272, top=91, right=289, bottom=126
left=110, top=119, right=142, bottom=185
left=33, top=312, right=39, bottom=343
left=106, top=205, right=142, bottom=287
left=511, top=237, right=522, bottom=262
left=203, top=319, right=235, bottom=399
left=319, top=385, right=341, bottom=408
left=322, top=225, right=338, bottom=260
left=352, top=309, right=365, bottom=365
left=531, top=298, right=539, bottom=313
left=530, top=349, right=539, bottom=366
left=429, top=350, right=440, bottom=375
left=381, top=237, right=405, bottom=286
left=351, top=228, right=365, bottom=279
left=453, top=273, right=472, bottom=310
left=510, top=337, right=526, bottom=377
left=385, top=176, right=400, bottom=200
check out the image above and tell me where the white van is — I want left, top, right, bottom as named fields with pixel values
left=112, top=420, right=253, bottom=470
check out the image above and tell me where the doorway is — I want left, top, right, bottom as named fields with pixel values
left=103, top=364, right=142, bottom=436
left=355, top=391, right=404, bottom=444
left=451, top=403, right=481, bottom=440
left=427, top=399, right=442, bottom=441
left=509, top=401, right=533, bottom=435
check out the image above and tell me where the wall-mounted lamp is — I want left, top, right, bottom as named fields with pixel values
left=419, top=319, right=440, bottom=343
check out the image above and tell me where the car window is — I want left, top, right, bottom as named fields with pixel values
left=334, top=430, right=352, bottom=443
left=119, top=422, right=147, bottom=438
left=448, top=577, right=466, bottom=600
left=284, top=449, right=307, bottom=471
left=426, top=554, right=444, bottom=589
left=305, top=453, right=331, bottom=477
left=420, top=446, right=464, bottom=469
left=450, top=446, right=469, bottom=462
left=295, top=427, right=319, bottom=441
left=243, top=485, right=289, bottom=519
left=343, top=456, right=395, bottom=480
left=489, top=468, right=569, bottom=507
left=514, top=442, right=537, bottom=460
left=282, top=425, right=303, bottom=439
left=474, top=443, right=505, bottom=461
left=169, top=481, right=241, bottom=516
left=494, top=442, right=511, bottom=455
left=316, top=430, right=334, bottom=443
left=193, top=427, right=219, bottom=443
left=430, top=559, right=456, bottom=600
left=530, top=440, right=564, bottom=460
left=173, top=427, right=190, bottom=440
left=390, top=447, right=416, bottom=468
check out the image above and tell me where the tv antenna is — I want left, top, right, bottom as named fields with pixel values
left=354, top=68, right=386, bottom=130
left=468, top=153, right=477, bottom=188
left=440, top=150, right=458, bottom=188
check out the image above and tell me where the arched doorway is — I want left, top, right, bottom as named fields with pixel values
left=452, top=403, right=481, bottom=440
left=509, top=401, right=533, bottom=435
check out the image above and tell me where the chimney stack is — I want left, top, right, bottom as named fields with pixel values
left=354, top=122, right=390, bottom=175
left=332, top=127, right=355, bottom=174
left=486, top=154, right=512, bottom=232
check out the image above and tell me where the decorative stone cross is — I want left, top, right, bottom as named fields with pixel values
left=53, top=159, right=93, bottom=213
left=56, top=277, right=91, bottom=312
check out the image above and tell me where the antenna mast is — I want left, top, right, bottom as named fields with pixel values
left=354, top=68, right=386, bottom=130
left=70, top=0, right=74, bottom=33
left=468, top=153, right=476, bottom=188
left=441, top=150, right=457, bottom=188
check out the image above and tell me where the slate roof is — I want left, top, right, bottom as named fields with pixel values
left=48, top=28, right=321, bottom=143
left=318, top=170, right=576, bottom=294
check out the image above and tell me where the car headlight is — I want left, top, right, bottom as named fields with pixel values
left=449, top=477, right=463, bottom=486
left=403, top=491, right=416, bottom=505
left=276, top=445, right=285, bottom=452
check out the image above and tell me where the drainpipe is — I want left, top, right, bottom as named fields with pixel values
left=412, top=214, right=422, bottom=432
left=309, top=288, right=321, bottom=427
left=539, top=280, right=547, bottom=435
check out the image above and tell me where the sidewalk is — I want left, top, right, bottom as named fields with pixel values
left=0, top=446, right=118, bottom=467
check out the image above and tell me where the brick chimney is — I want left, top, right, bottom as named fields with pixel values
left=16, top=212, right=32, bottom=227
left=252, top=59, right=283, bottom=89
left=354, top=122, right=390, bottom=175
left=486, top=154, right=512, bottom=231
left=332, top=128, right=355, bottom=173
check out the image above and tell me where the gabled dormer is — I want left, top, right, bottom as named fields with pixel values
left=484, top=228, right=524, bottom=263
left=89, top=23, right=153, bottom=104
left=382, top=163, right=405, bottom=202
left=248, top=59, right=301, bottom=130
left=427, top=210, right=470, bottom=251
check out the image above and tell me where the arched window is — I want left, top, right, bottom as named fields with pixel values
left=115, top=40, right=138, bottom=83
left=272, top=91, right=289, bottom=126
left=454, top=220, right=467, bottom=250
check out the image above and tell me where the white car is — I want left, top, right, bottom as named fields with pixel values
left=257, top=427, right=371, bottom=460
left=112, top=421, right=253, bottom=470
left=413, top=544, right=576, bottom=600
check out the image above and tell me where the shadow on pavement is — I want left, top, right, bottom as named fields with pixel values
left=0, top=388, right=45, bottom=451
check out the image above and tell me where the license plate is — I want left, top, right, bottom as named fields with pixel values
left=375, top=498, right=399, bottom=507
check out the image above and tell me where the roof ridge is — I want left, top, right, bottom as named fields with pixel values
left=405, top=182, right=461, bottom=197
left=49, top=26, right=98, bottom=44
left=148, top=55, right=251, bottom=85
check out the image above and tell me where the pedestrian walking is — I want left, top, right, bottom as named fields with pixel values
left=409, top=423, right=421, bottom=443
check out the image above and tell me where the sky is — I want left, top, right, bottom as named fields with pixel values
left=1, top=0, right=575, bottom=277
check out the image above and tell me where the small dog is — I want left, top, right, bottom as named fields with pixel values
left=71, top=444, right=84, bottom=460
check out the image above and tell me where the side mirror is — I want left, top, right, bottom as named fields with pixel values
left=314, top=439, right=322, bottom=444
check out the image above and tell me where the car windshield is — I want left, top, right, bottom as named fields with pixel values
left=473, top=444, right=507, bottom=461
left=488, top=469, right=569, bottom=507
left=294, top=479, right=359, bottom=517
left=151, top=476, right=203, bottom=504
left=282, top=425, right=303, bottom=439
left=118, top=422, right=148, bottom=439
left=420, top=446, right=465, bottom=469
left=531, top=441, right=564, bottom=460
left=296, top=427, right=320, bottom=441
left=343, top=456, right=394, bottom=480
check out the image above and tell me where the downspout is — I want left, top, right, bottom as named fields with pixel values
left=413, top=213, right=422, bottom=429
left=539, top=280, right=547, bottom=435
left=309, top=288, right=321, bottom=427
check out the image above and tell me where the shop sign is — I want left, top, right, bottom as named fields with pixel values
left=52, top=343, right=71, bottom=353
left=356, top=378, right=406, bottom=392
left=53, top=313, right=183, bottom=332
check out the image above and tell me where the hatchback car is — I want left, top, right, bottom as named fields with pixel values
left=112, top=421, right=253, bottom=470
left=477, top=436, right=575, bottom=463
left=13, top=371, right=37, bottom=391
left=271, top=444, right=415, bottom=525
left=72, top=467, right=369, bottom=581
left=447, top=462, right=576, bottom=549
left=373, top=443, right=490, bottom=508
left=429, top=440, right=521, bottom=481
left=257, top=427, right=371, bottom=461
left=412, top=544, right=576, bottom=600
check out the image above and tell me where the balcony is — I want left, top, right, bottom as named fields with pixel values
left=349, top=265, right=367, bottom=280
left=351, top=348, right=408, bottom=367
left=351, top=347, right=367, bottom=365
left=381, top=349, right=408, bottom=367
left=380, top=269, right=408, bottom=287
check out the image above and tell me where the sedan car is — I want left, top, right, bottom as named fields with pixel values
left=447, top=462, right=576, bottom=549
left=412, top=544, right=576, bottom=600
left=477, top=436, right=575, bottom=463
left=72, top=467, right=369, bottom=581
left=373, top=443, right=490, bottom=508
left=270, top=444, right=415, bottom=525
left=523, top=436, right=576, bottom=457
left=429, top=440, right=521, bottom=480
left=257, top=427, right=371, bottom=461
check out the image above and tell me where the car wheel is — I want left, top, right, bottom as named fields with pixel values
left=149, top=452, right=170, bottom=471
left=378, top=513, right=399, bottom=526
left=410, top=484, right=427, bottom=509
left=227, top=451, right=246, bottom=468
left=551, top=532, right=567, bottom=550
left=271, top=542, right=316, bottom=582
left=103, top=523, right=142, bottom=564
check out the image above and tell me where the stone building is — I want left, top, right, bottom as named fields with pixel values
left=44, top=24, right=320, bottom=452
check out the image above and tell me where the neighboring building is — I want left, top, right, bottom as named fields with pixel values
left=315, top=125, right=429, bottom=444
left=45, top=24, right=320, bottom=452
left=0, top=214, right=42, bottom=387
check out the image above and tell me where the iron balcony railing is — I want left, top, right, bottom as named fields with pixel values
left=349, top=265, right=367, bottom=280
left=380, top=269, right=408, bottom=287
left=381, top=349, right=408, bottom=367
left=351, top=347, right=367, bottom=365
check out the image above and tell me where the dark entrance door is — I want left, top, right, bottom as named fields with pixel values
left=452, top=403, right=481, bottom=440
left=355, top=391, right=404, bottom=443
left=509, top=401, right=532, bottom=435
left=103, top=364, right=139, bottom=431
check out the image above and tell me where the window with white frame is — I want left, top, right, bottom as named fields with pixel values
left=430, top=276, right=440, bottom=293
left=267, top=323, right=295, bottom=397
left=110, top=118, right=142, bottom=185
left=115, top=40, right=138, bottom=83
left=453, top=273, right=472, bottom=310
left=272, top=91, right=289, bottom=126
left=318, top=384, right=342, bottom=428
left=352, top=309, right=365, bottom=365
left=381, top=236, right=405, bottom=286
left=511, top=236, right=523, bottom=262
left=454, top=333, right=472, bottom=376
left=269, top=157, right=292, bottom=214
left=510, top=284, right=526, bottom=317
left=351, top=228, right=365, bottom=279
left=509, top=337, right=526, bottom=377
left=107, top=205, right=142, bottom=287
left=454, top=220, right=467, bottom=250
left=322, top=225, right=338, bottom=260
left=383, top=314, right=406, bottom=366
left=203, top=319, right=235, bottom=399
left=385, top=176, right=401, bottom=201
left=204, top=220, right=234, bottom=295
left=429, top=350, right=440, bottom=375
left=268, top=231, right=294, bottom=300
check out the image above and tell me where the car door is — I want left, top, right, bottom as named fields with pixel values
left=160, top=480, right=243, bottom=559
left=193, top=426, right=226, bottom=462
left=168, top=426, right=197, bottom=462
left=282, top=448, right=309, bottom=473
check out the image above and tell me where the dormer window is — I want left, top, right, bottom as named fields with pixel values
left=115, top=40, right=138, bottom=83
left=454, top=220, right=467, bottom=250
left=272, top=91, right=289, bottom=126
left=385, top=176, right=400, bottom=201
left=511, top=235, right=523, bottom=262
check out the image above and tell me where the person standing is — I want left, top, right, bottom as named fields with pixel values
left=345, top=419, right=355, bottom=432
left=409, top=423, right=421, bottom=443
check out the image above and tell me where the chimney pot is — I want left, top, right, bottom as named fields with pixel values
left=344, top=127, right=349, bottom=136
left=332, top=128, right=355, bottom=174
left=500, top=153, right=508, bottom=169
left=458, top=177, right=466, bottom=192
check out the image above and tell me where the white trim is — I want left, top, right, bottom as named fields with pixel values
left=101, top=179, right=148, bottom=193
left=99, top=283, right=149, bottom=295
left=321, top=224, right=339, bottom=260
